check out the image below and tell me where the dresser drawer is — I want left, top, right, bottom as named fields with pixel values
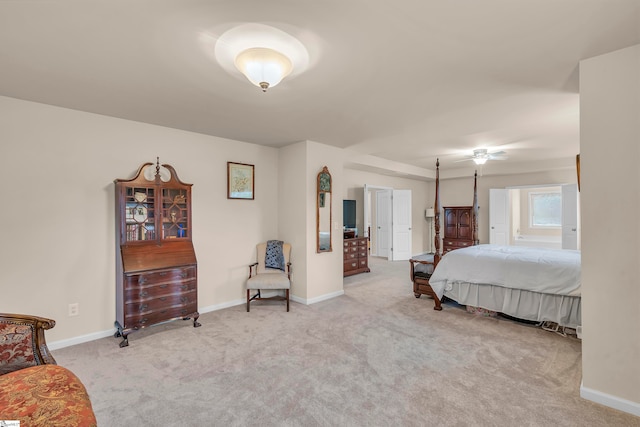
left=344, top=239, right=360, bottom=247
left=124, top=266, right=196, bottom=290
left=344, top=259, right=359, bottom=272
left=124, top=280, right=196, bottom=303
left=125, top=289, right=197, bottom=315
left=444, top=240, right=471, bottom=248
left=344, top=251, right=358, bottom=261
left=125, top=302, right=198, bottom=329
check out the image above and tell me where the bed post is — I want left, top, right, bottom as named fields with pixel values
left=434, top=159, right=441, bottom=265
left=472, top=170, right=479, bottom=246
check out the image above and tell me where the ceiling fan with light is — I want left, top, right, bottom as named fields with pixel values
left=457, top=148, right=508, bottom=165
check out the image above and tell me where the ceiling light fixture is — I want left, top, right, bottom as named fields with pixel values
left=234, top=47, right=293, bottom=92
left=472, top=148, right=489, bottom=165
left=473, top=157, right=488, bottom=165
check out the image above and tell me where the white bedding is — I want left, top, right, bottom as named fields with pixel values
left=428, top=244, right=581, bottom=300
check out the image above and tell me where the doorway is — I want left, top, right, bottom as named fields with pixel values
left=489, top=184, right=579, bottom=250
left=364, top=185, right=413, bottom=260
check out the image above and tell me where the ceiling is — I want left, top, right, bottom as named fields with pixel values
left=1, top=1, right=638, bottom=179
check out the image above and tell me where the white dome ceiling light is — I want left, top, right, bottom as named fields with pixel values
left=212, top=23, right=311, bottom=93
left=234, top=47, right=293, bottom=92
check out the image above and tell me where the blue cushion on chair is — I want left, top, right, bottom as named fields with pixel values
left=265, top=240, right=285, bottom=271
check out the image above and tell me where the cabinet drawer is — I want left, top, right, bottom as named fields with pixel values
left=444, top=240, right=471, bottom=248
left=344, top=252, right=358, bottom=261
left=125, top=302, right=198, bottom=329
left=124, top=266, right=196, bottom=290
left=124, top=280, right=196, bottom=303
left=125, top=289, right=197, bottom=315
left=357, top=250, right=367, bottom=258
left=343, top=260, right=359, bottom=272
left=358, top=259, right=368, bottom=268
left=358, top=239, right=367, bottom=246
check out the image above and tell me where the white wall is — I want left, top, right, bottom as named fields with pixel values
left=279, top=142, right=308, bottom=299
left=306, top=142, right=345, bottom=301
left=0, top=96, right=281, bottom=343
left=279, top=141, right=345, bottom=303
left=580, top=44, right=640, bottom=411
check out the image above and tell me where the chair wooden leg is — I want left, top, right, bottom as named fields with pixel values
left=246, top=289, right=250, bottom=312
left=286, top=289, right=290, bottom=312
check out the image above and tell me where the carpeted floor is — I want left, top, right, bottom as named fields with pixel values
left=53, top=256, right=640, bottom=426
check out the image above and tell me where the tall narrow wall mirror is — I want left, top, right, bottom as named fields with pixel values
left=317, top=166, right=332, bottom=253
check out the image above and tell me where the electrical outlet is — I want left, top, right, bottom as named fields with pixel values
left=68, top=303, right=79, bottom=317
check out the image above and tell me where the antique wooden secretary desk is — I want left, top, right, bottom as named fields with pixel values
left=114, top=159, right=200, bottom=347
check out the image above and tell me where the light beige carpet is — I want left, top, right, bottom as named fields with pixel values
left=53, top=257, right=639, bottom=426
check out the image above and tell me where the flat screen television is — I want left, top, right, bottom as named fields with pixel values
left=343, top=199, right=356, bottom=228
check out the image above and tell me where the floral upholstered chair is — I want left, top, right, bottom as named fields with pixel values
left=0, top=313, right=57, bottom=375
left=0, top=313, right=97, bottom=426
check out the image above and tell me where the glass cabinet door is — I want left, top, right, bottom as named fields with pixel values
left=124, top=187, right=156, bottom=242
left=162, top=188, right=189, bottom=239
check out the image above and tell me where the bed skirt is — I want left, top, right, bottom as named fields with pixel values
left=444, top=282, right=581, bottom=329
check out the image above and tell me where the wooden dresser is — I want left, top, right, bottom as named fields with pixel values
left=443, top=206, right=476, bottom=253
left=343, top=237, right=370, bottom=276
left=114, top=159, right=200, bottom=347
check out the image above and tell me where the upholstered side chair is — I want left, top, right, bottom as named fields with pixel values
left=0, top=313, right=57, bottom=375
left=246, top=242, right=292, bottom=312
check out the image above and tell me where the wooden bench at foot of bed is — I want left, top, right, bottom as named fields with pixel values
left=409, top=255, right=442, bottom=310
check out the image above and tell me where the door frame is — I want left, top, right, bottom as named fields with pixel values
left=364, top=184, right=393, bottom=258
left=491, top=183, right=579, bottom=249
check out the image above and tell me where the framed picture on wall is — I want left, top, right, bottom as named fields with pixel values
left=227, top=162, right=255, bottom=200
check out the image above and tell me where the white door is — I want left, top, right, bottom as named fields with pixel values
left=489, top=188, right=510, bottom=245
left=562, top=184, right=579, bottom=250
left=376, top=190, right=392, bottom=258
left=392, top=189, right=412, bottom=261
left=363, top=184, right=371, bottom=239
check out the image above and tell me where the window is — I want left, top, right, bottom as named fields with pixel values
left=529, top=192, right=561, bottom=227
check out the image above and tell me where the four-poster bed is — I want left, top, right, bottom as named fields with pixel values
left=410, top=160, right=582, bottom=329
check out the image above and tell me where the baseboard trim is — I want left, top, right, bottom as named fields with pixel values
left=48, top=291, right=345, bottom=350
left=49, top=329, right=116, bottom=351
left=49, top=300, right=247, bottom=351
left=581, top=382, right=640, bottom=417
left=292, top=290, right=345, bottom=305
left=199, top=298, right=245, bottom=314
